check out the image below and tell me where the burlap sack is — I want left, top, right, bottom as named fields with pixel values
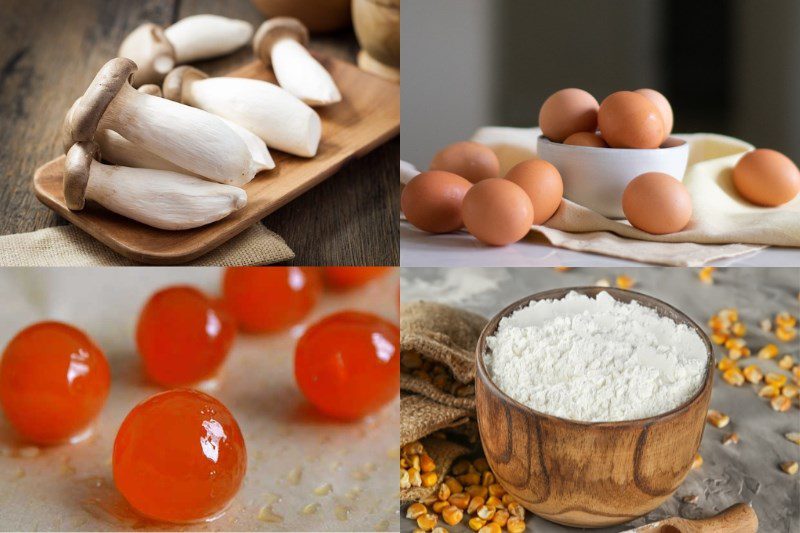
left=400, top=374, right=476, bottom=411
left=400, top=395, right=471, bottom=446
left=400, top=437, right=469, bottom=504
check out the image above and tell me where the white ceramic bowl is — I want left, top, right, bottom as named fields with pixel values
left=537, top=136, right=690, bottom=218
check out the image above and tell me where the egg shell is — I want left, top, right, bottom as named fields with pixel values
left=598, top=91, right=665, bottom=149
left=462, top=178, right=534, bottom=246
left=563, top=131, right=609, bottom=148
left=538, top=88, right=599, bottom=142
left=400, top=170, right=472, bottom=233
left=622, top=172, right=692, bottom=234
left=430, top=141, right=500, bottom=183
left=635, top=88, right=674, bottom=141
left=732, top=148, right=800, bottom=207
left=504, top=159, right=563, bottom=225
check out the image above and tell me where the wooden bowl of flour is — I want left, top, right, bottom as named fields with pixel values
left=475, top=287, right=714, bottom=528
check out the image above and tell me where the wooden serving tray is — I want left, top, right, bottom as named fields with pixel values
left=33, top=55, right=400, bottom=264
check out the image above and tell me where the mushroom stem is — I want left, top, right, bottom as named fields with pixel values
left=166, top=72, right=321, bottom=157
left=271, top=39, right=341, bottom=106
left=164, top=15, right=253, bottom=64
left=95, top=129, right=197, bottom=176
left=96, top=83, right=259, bottom=185
left=65, top=142, right=246, bottom=230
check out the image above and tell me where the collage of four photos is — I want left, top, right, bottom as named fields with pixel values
left=0, top=0, right=798, bottom=532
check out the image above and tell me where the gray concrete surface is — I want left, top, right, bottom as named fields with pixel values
left=400, top=267, right=800, bottom=533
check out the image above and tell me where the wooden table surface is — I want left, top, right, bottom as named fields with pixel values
left=0, top=0, right=399, bottom=266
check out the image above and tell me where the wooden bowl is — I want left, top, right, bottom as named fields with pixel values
left=352, top=0, right=400, bottom=81
left=249, top=0, right=352, bottom=33
left=475, top=287, right=714, bottom=528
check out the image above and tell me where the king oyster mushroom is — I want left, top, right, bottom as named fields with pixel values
left=64, top=141, right=246, bottom=230
left=119, top=14, right=253, bottom=87
left=253, top=17, right=341, bottom=107
left=63, top=58, right=263, bottom=186
left=92, top=84, right=274, bottom=178
left=163, top=65, right=321, bottom=157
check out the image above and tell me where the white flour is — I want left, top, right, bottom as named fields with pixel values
left=485, top=291, right=707, bottom=422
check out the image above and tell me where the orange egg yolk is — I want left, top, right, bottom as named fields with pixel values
left=136, top=286, right=236, bottom=387
left=0, top=321, right=110, bottom=445
left=295, top=311, right=399, bottom=419
left=222, top=267, right=322, bottom=332
left=323, top=267, right=393, bottom=289
left=113, top=389, right=246, bottom=524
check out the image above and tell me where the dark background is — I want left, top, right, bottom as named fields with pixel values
left=0, top=0, right=399, bottom=265
left=402, top=0, right=800, bottom=167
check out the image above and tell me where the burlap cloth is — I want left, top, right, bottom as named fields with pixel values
left=401, top=128, right=800, bottom=266
left=400, top=301, right=488, bottom=503
left=0, top=224, right=294, bottom=266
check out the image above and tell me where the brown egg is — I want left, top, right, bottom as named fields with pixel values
left=598, top=91, right=665, bottom=149
left=732, top=148, right=800, bottom=207
left=430, top=141, right=500, bottom=183
left=400, top=171, right=472, bottom=233
left=563, top=131, right=609, bottom=148
left=622, top=172, right=692, bottom=234
left=504, top=159, right=563, bottom=224
left=538, top=88, right=599, bottom=142
left=634, top=89, right=673, bottom=142
left=462, top=179, right=534, bottom=246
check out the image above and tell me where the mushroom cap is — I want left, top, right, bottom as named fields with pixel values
left=162, top=66, right=209, bottom=102
left=64, top=141, right=100, bottom=211
left=118, top=22, right=176, bottom=87
left=253, top=17, right=310, bottom=67
left=62, top=58, right=138, bottom=153
left=138, top=84, right=163, bottom=97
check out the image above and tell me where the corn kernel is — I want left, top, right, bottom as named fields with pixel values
left=420, top=453, right=436, bottom=473
left=731, top=322, right=747, bottom=337
left=438, top=483, right=451, bottom=502
left=407, top=503, right=428, bottom=519
left=682, top=494, right=699, bottom=504
left=758, top=385, right=780, bottom=398
left=444, top=477, right=463, bottom=495
left=458, top=473, right=481, bottom=486
left=468, top=517, right=486, bottom=531
left=780, top=461, right=798, bottom=475
left=706, top=410, right=730, bottom=428
left=776, top=326, right=798, bottom=342
left=779, top=355, right=795, bottom=370
left=487, top=483, right=506, bottom=498
left=452, top=460, right=471, bottom=476
left=432, top=501, right=448, bottom=514
left=417, top=513, right=438, bottom=531
left=782, top=384, right=799, bottom=398
left=785, top=432, right=800, bottom=445
left=717, top=357, right=736, bottom=371
left=771, top=396, right=791, bottom=412
left=507, top=516, right=526, bottom=533
left=711, top=333, right=729, bottom=345
left=725, top=337, right=745, bottom=350
left=442, top=505, right=463, bottom=526
left=481, top=471, right=494, bottom=487
left=595, top=278, right=611, bottom=287
left=409, top=468, right=422, bottom=487
left=476, top=505, right=496, bottom=520
left=492, top=508, right=510, bottom=527
left=401, top=469, right=411, bottom=490
left=766, top=373, right=788, bottom=387
left=722, top=432, right=739, bottom=445
left=467, top=496, right=485, bottom=515
left=760, top=319, right=772, bottom=332
left=728, top=348, right=744, bottom=361
left=421, top=472, right=438, bottom=487
left=473, top=458, right=490, bottom=473
left=719, top=308, right=738, bottom=323
left=758, top=344, right=780, bottom=359
left=692, top=454, right=703, bottom=470
left=448, top=492, right=470, bottom=510
left=722, top=368, right=745, bottom=386
left=507, top=502, right=525, bottom=520
left=776, top=312, right=797, bottom=328
left=431, top=528, right=448, bottom=533
left=466, top=485, right=488, bottom=500
left=404, top=441, right=424, bottom=456
left=478, top=523, right=501, bottom=533
left=485, top=496, right=503, bottom=508
left=698, top=267, right=715, bottom=284
left=502, top=494, right=515, bottom=506
left=743, top=364, right=763, bottom=384
left=615, top=275, right=635, bottom=289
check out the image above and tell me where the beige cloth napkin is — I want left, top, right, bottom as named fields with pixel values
left=0, top=224, right=294, bottom=266
left=402, top=127, right=799, bottom=265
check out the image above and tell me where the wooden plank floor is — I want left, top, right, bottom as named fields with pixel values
left=0, top=0, right=399, bottom=265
